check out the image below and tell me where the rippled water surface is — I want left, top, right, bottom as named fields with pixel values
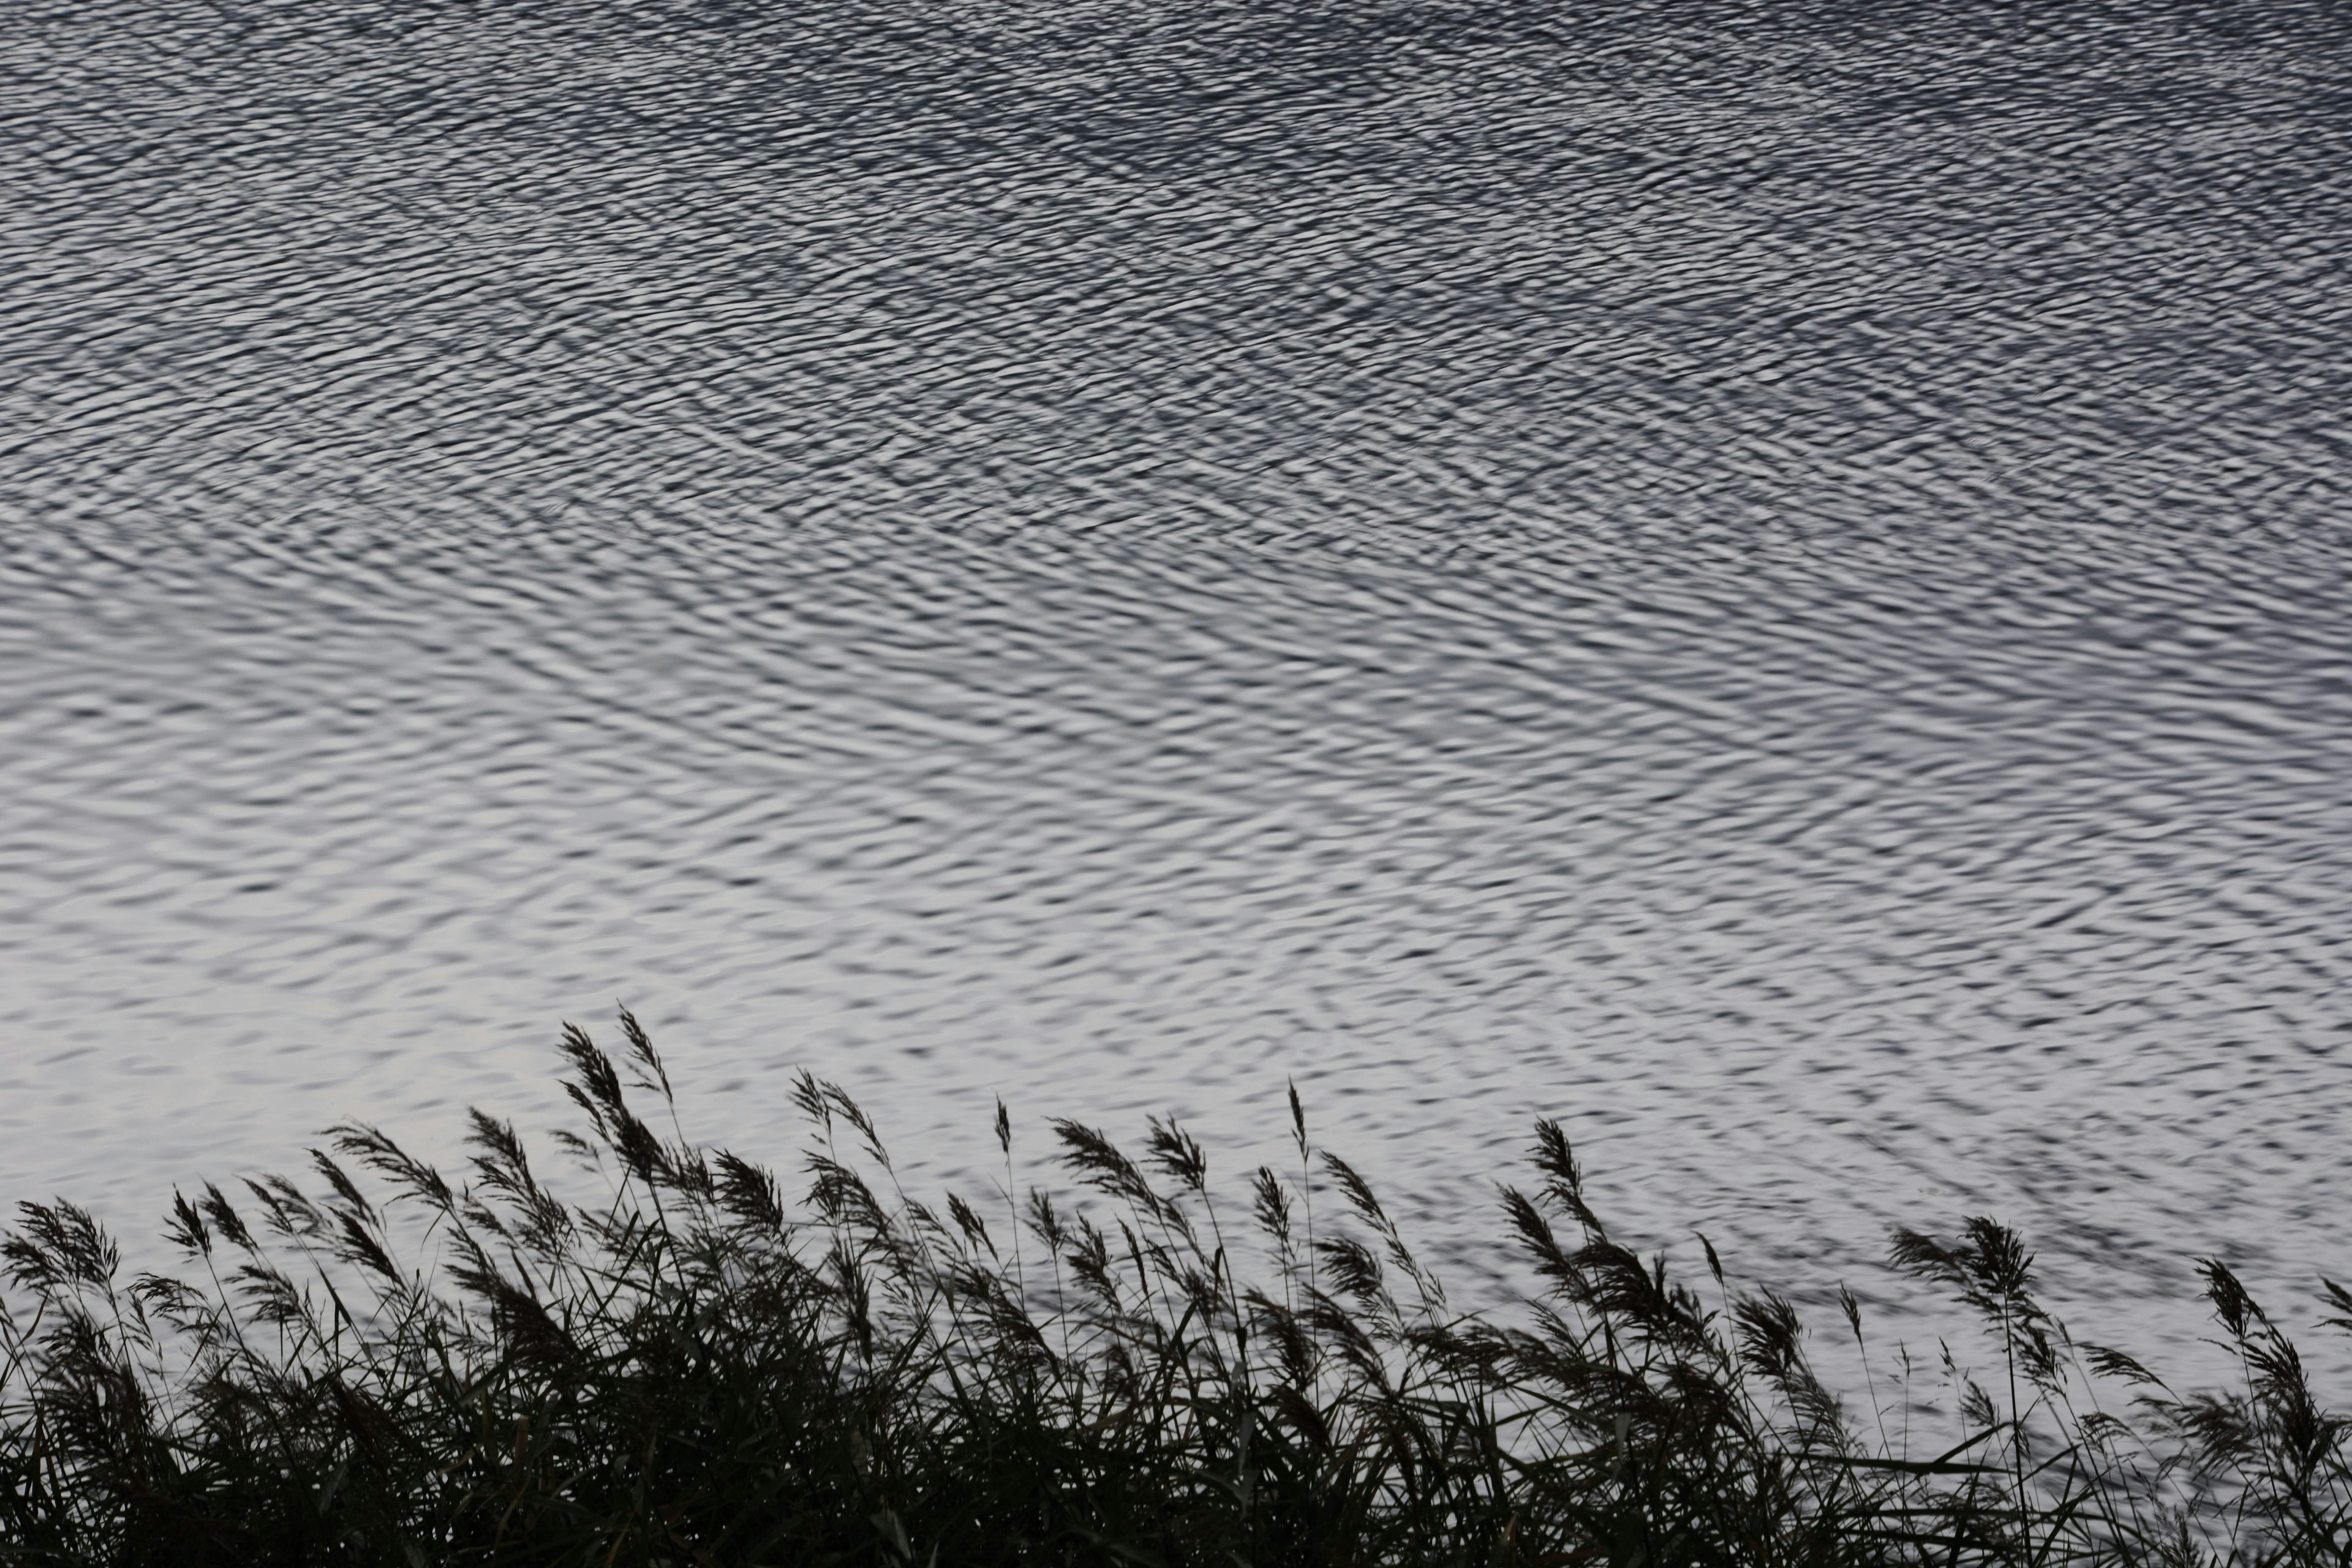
left=6, top=0, right=2351, bottom=1362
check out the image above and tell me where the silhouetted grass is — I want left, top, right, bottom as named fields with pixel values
left=4, top=1010, right=2346, bottom=1565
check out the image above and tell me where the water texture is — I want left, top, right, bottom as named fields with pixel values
left=4, top=0, right=2350, bottom=1365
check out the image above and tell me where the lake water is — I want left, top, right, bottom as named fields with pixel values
left=5, top=0, right=2350, bottom=1374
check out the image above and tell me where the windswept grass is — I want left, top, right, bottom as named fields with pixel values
left=4, top=1011, right=2347, bottom=1566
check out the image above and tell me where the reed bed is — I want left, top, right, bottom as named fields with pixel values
left=4, top=1012, right=2346, bottom=1566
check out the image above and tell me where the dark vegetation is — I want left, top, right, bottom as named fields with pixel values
left=5, top=1012, right=2348, bottom=1566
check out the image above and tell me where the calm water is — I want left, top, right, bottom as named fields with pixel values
left=5, top=0, right=2351, bottom=1367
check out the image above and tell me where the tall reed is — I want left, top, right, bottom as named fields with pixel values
left=4, top=1011, right=2345, bottom=1565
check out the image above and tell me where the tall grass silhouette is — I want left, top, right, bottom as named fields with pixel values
left=4, top=1011, right=2346, bottom=1564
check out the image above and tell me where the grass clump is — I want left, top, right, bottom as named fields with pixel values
left=4, top=1010, right=2348, bottom=1566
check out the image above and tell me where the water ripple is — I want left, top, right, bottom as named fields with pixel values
left=4, top=0, right=2350, bottom=1369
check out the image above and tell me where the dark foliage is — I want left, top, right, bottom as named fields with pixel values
left=4, top=1011, right=2345, bottom=1566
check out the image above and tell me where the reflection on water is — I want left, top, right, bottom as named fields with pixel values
left=4, top=0, right=2350, bottom=1365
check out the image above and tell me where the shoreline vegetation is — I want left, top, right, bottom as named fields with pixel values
left=4, top=1013, right=2347, bottom=1566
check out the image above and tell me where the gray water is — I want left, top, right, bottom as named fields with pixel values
left=5, top=0, right=2351, bottom=1370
